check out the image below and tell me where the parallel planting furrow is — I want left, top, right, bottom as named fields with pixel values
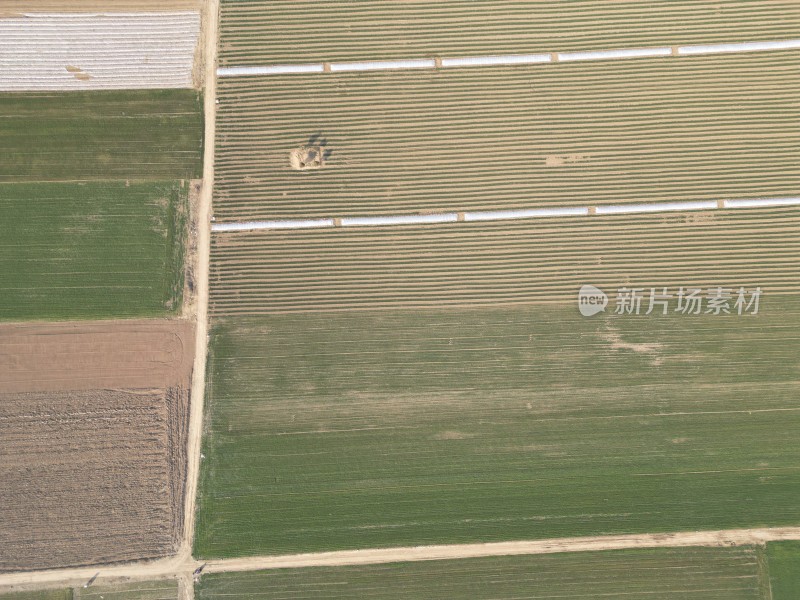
left=196, top=547, right=762, bottom=599
left=214, top=53, right=800, bottom=220
left=0, top=181, right=189, bottom=320
left=209, top=207, right=800, bottom=315
left=218, top=0, right=800, bottom=65
left=195, top=300, right=800, bottom=557
left=0, top=91, right=203, bottom=182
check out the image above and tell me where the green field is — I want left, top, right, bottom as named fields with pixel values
left=195, top=293, right=800, bottom=557
left=0, top=181, right=188, bottom=320
left=75, top=579, right=178, bottom=600
left=0, top=591, right=72, bottom=600
left=0, top=580, right=177, bottom=600
left=0, top=90, right=203, bottom=182
left=767, top=541, right=800, bottom=599
left=215, top=52, right=800, bottom=220
left=195, top=547, right=761, bottom=599
left=219, top=0, right=800, bottom=65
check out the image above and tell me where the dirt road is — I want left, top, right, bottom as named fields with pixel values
left=178, top=0, right=218, bottom=569
left=4, top=526, right=800, bottom=592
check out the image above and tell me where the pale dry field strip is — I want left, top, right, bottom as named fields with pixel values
left=218, top=0, right=800, bottom=65
left=217, top=39, right=800, bottom=76
left=0, top=320, right=194, bottom=394
left=0, top=12, right=200, bottom=90
left=212, top=196, right=800, bottom=232
left=213, top=52, right=800, bottom=220
left=208, top=206, right=800, bottom=315
left=0, top=0, right=199, bottom=15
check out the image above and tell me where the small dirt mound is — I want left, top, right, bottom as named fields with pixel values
left=290, top=145, right=326, bottom=170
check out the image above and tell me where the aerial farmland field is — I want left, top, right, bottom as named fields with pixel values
left=0, top=320, right=194, bottom=571
left=214, top=52, right=800, bottom=220
left=196, top=547, right=764, bottom=599
left=196, top=287, right=800, bottom=557
left=75, top=579, right=179, bottom=600
left=209, top=207, right=799, bottom=314
left=0, top=591, right=72, bottom=600
left=766, top=541, right=800, bottom=599
left=0, top=90, right=202, bottom=182
left=196, top=0, right=800, bottom=570
left=0, top=181, right=190, bottom=320
left=218, top=0, right=800, bottom=65
left=4, top=0, right=800, bottom=595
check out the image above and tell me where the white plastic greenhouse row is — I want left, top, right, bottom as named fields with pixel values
left=218, top=39, right=800, bottom=77
left=210, top=196, right=800, bottom=233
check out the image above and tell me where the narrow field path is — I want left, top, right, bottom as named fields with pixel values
left=4, top=527, right=800, bottom=592
left=178, top=0, right=218, bottom=571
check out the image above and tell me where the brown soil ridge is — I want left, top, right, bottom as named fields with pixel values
left=0, top=319, right=194, bottom=394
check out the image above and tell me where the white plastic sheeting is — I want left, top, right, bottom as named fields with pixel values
left=440, top=53, right=551, bottom=68
left=558, top=47, right=672, bottom=62
left=0, top=12, right=200, bottom=90
left=464, top=207, right=589, bottom=221
left=594, top=201, right=718, bottom=215
left=329, top=58, right=436, bottom=72
left=211, top=196, right=799, bottom=234
left=218, top=38, right=800, bottom=78
left=679, top=39, right=800, bottom=56
left=723, top=196, right=800, bottom=209
left=212, top=219, right=335, bottom=232
left=340, top=213, right=458, bottom=226
left=218, top=64, right=324, bottom=76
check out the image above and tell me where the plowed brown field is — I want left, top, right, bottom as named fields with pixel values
left=0, top=319, right=194, bottom=572
left=0, top=320, right=194, bottom=394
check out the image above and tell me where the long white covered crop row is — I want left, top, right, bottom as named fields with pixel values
left=211, top=196, right=800, bottom=233
left=0, top=12, right=200, bottom=90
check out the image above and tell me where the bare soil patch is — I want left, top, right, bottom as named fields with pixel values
left=0, top=320, right=194, bottom=394
left=0, top=387, right=189, bottom=572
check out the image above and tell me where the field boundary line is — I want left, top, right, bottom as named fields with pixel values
left=210, top=196, right=800, bottom=233
left=217, top=38, right=800, bottom=77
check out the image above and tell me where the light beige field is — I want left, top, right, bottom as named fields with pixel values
left=213, top=52, right=800, bottom=221
left=218, top=0, right=800, bottom=65
left=0, top=0, right=199, bottom=16
left=209, top=206, right=800, bottom=315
